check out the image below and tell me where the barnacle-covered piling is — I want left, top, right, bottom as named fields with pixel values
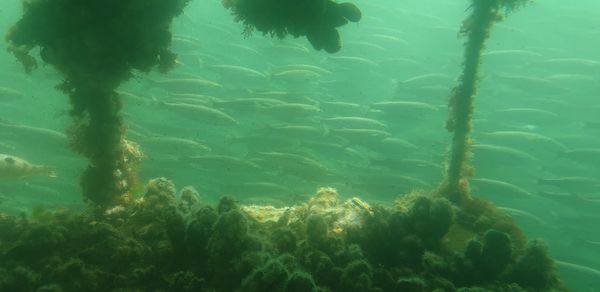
left=440, top=0, right=531, bottom=204
left=5, top=0, right=190, bottom=208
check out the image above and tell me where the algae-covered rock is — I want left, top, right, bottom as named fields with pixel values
left=508, top=240, right=560, bottom=291
left=0, top=182, right=565, bottom=291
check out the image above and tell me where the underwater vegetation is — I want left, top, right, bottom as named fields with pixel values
left=222, top=0, right=361, bottom=53
left=0, top=181, right=564, bottom=291
left=440, top=0, right=532, bottom=204
left=5, top=0, right=190, bottom=208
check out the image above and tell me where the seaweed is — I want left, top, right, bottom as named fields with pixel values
left=222, top=0, right=361, bottom=53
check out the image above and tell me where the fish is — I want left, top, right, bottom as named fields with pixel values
left=251, top=152, right=334, bottom=181
left=0, top=87, right=25, bottom=102
left=246, top=90, right=318, bottom=105
left=370, top=101, right=439, bottom=115
left=546, top=74, right=596, bottom=88
left=259, top=103, right=321, bottom=120
left=324, top=116, right=387, bottom=130
left=271, top=69, right=323, bottom=82
left=494, top=107, right=559, bottom=119
left=583, top=121, right=600, bottom=131
left=398, top=73, right=453, bottom=87
left=165, top=96, right=215, bottom=107
left=470, top=178, right=533, bottom=199
left=497, top=206, right=546, bottom=225
left=555, top=260, right=600, bottom=287
left=362, top=137, right=418, bottom=156
left=265, top=43, right=310, bottom=55
left=209, top=64, right=267, bottom=79
left=538, top=190, right=600, bottom=210
left=168, top=93, right=221, bottom=105
left=259, top=124, right=327, bottom=140
left=347, top=172, right=430, bottom=198
left=320, top=101, right=364, bottom=116
left=0, top=121, right=69, bottom=154
left=472, top=144, right=538, bottom=162
left=577, top=240, right=600, bottom=249
left=559, top=148, right=600, bottom=166
left=271, top=64, right=332, bottom=75
left=116, top=90, right=151, bottom=107
left=172, top=34, right=203, bottom=51
left=328, top=56, right=380, bottom=70
left=483, top=49, right=544, bottom=59
left=220, top=182, right=293, bottom=197
left=0, top=154, right=56, bottom=179
left=214, top=97, right=284, bottom=112
left=228, top=134, right=300, bottom=152
left=185, top=155, right=261, bottom=173
left=492, top=74, right=553, bottom=89
left=0, top=121, right=67, bottom=143
left=537, top=177, right=600, bottom=195
left=370, top=158, right=441, bottom=179
left=225, top=43, right=262, bottom=57
left=329, top=128, right=391, bottom=146
left=0, top=142, right=15, bottom=152
left=368, top=34, right=408, bottom=46
left=480, top=131, right=568, bottom=154
left=140, top=136, right=211, bottom=155
left=300, top=141, right=369, bottom=164
left=538, top=58, right=600, bottom=73
left=160, top=102, right=237, bottom=125
left=148, top=78, right=222, bottom=94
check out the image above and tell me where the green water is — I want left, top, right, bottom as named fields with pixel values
left=1, top=0, right=599, bottom=290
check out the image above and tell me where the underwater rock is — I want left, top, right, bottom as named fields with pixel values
left=285, top=271, right=318, bottom=292
left=480, top=229, right=513, bottom=277
left=185, top=206, right=218, bottom=259
left=306, top=214, right=329, bottom=248
left=396, top=276, right=427, bottom=292
left=457, top=229, right=514, bottom=285
left=217, top=196, right=238, bottom=214
left=241, top=257, right=291, bottom=292
left=339, top=260, right=377, bottom=292
left=166, top=271, right=207, bottom=291
left=308, top=187, right=339, bottom=212
left=508, top=240, right=560, bottom=291
left=408, top=196, right=454, bottom=249
left=133, top=177, right=177, bottom=222
left=177, top=186, right=202, bottom=215
left=272, top=227, right=298, bottom=253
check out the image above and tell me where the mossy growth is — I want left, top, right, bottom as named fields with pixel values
left=5, top=0, right=190, bottom=208
left=0, top=180, right=565, bottom=291
left=441, top=0, right=532, bottom=204
left=222, top=0, right=361, bottom=53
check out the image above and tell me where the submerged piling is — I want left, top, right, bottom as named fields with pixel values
left=440, top=0, right=531, bottom=204
left=6, top=0, right=190, bottom=209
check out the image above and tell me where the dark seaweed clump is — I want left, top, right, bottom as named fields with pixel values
left=5, top=0, right=190, bottom=208
left=222, top=0, right=361, bottom=53
left=0, top=179, right=564, bottom=291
